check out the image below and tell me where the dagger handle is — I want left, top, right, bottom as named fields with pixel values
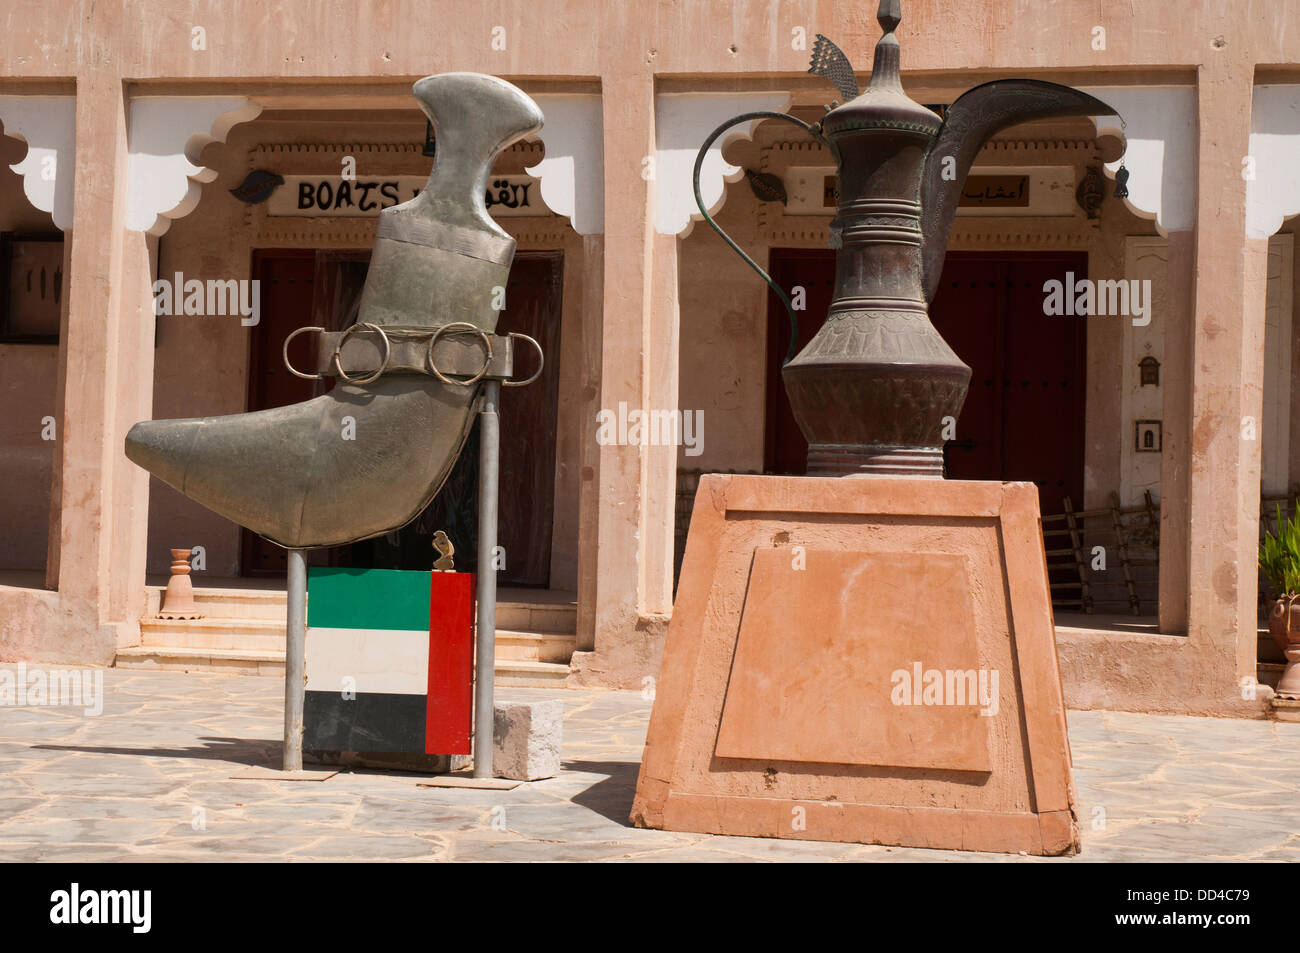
left=410, top=72, right=544, bottom=224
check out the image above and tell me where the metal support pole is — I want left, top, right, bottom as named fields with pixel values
left=473, top=379, right=501, bottom=779
left=284, top=548, right=307, bottom=771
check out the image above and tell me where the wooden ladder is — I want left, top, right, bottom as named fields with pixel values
left=1042, top=496, right=1093, bottom=613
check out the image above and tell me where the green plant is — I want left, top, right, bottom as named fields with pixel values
left=1260, top=505, right=1300, bottom=597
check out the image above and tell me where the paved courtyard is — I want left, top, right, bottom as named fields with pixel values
left=0, top=668, right=1298, bottom=862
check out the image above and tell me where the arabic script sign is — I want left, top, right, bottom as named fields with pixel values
left=783, top=166, right=1075, bottom=218
left=266, top=174, right=544, bottom=218
left=958, top=175, right=1029, bottom=208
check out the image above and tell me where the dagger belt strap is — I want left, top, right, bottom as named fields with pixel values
left=376, top=214, right=515, bottom=265
left=308, top=326, right=515, bottom=382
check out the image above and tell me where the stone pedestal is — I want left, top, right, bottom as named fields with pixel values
left=631, top=474, right=1079, bottom=856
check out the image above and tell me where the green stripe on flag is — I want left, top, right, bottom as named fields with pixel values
left=307, top=567, right=431, bottom=631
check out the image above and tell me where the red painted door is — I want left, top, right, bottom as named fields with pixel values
left=764, top=250, right=836, bottom=475
left=929, top=252, right=1087, bottom=519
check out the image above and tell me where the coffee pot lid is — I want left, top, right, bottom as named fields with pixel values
left=820, top=0, right=941, bottom=140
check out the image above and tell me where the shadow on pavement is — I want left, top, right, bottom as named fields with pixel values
left=565, top=759, right=640, bottom=826
left=31, top=736, right=279, bottom=768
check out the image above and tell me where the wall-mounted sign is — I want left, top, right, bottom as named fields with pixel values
left=784, top=165, right=1076, bottom=218
left=266, top=174, right=544, bottom=218
left=959, top=174, right=1029, bottom=208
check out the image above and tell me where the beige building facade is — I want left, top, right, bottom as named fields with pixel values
left=0, top=0, right=1298, bottom=716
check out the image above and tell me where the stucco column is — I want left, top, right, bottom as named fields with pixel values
left=1186, top=58, right=1265, bottom=691
left=44, top=236, right=73, bottom=592
left=51, top=69, right=148, bottom=661
left=573, top=69, right=665, bottom=687
left=575, top=233, right=604, bottom=653
left=1158, top=231, right=1193, bottom=633
left=643, top=230, right=680, bottom=615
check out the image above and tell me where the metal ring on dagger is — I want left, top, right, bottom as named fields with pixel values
left=333, top=322, right=393, bottom=386
left=283, top=326, right=326, bottom=381
left=427, top=322, right=493, bottom=386
left=503, top=332, right=544, bottom=387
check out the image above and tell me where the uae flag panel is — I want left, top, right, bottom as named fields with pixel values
left=304, top=567, right=475, bottom=756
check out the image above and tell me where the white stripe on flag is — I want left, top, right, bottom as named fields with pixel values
left=305, top=626, right=429, bottom=695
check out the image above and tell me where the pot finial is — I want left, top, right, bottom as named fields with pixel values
left=870, top=0, right=903, bottom=89
left=878, top=0, right=902, bottom=33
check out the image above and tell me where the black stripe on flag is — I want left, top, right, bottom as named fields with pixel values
left=303, top=690, right=428, bottom=753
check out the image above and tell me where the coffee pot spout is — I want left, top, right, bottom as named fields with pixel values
left=920, top=81, right=1121, bottom=302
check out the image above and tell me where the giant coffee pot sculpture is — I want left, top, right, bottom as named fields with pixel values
left=700, top=0, right=1121, bottom=477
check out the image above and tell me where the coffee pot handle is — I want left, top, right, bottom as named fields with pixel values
left=692, top=111, right=824, bottom=366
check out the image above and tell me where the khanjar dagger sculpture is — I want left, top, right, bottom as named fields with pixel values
left=126, top=73, right=543, bottom=547
left=125, top=73, right=544, bottom=775
left=697, top=0, right=1123, bottom=477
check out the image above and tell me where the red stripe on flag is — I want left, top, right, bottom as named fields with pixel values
left=426, top=571, right=475, bottom=755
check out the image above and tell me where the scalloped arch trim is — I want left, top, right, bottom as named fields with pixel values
left=126, top=96, right=262, bottom=235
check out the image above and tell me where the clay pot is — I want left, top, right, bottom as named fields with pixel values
left=1270, top=595, right=1300, bottom=699
left=158, top=548, right=204, bottom=620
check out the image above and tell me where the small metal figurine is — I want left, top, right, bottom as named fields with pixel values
left=432, top=530, right=456, bottom=571
left=697, top=0, right=1124, bottom=477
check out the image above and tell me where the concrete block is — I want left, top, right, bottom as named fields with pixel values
left=493, top=700, right=562, bottom=780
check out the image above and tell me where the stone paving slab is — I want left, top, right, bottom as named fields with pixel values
left=0, top=668, right=1297, bottom=861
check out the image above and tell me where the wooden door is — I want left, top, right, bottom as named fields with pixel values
left=764, top=249, right=836, bottom=475
left=929, top=251, right=1087, bottom=518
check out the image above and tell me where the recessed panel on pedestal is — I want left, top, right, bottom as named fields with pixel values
left=716, top=549, right=990, bottom=772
